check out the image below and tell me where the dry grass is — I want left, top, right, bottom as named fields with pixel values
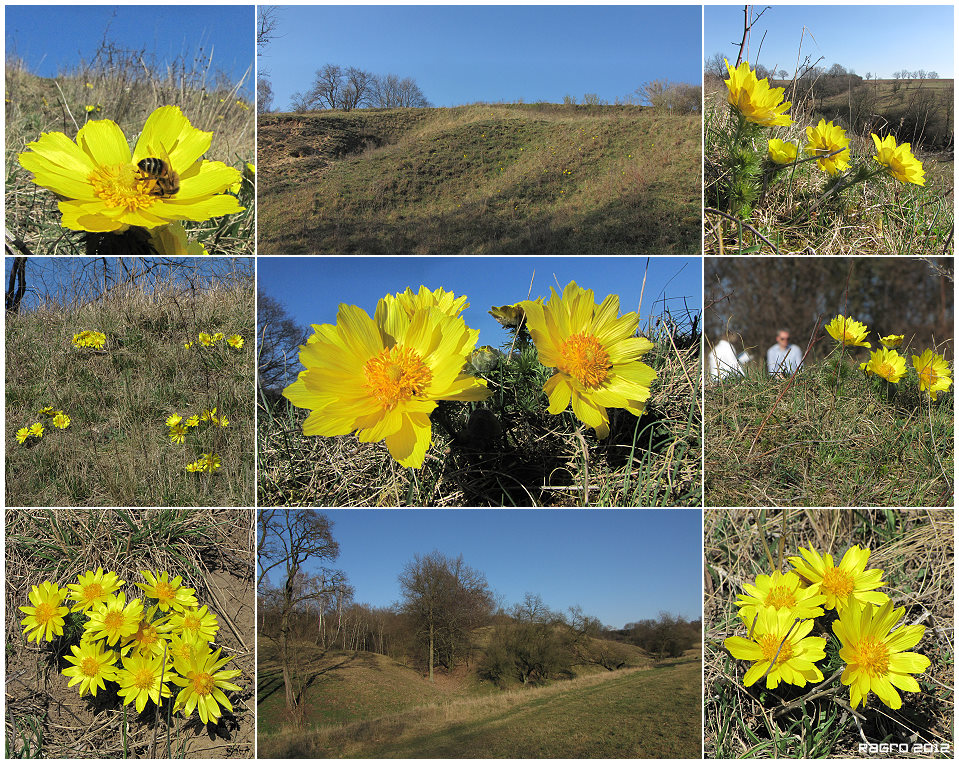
left=258, top=311, right=701, bottom=508
left=5, top=505, right=255, bottom=758
left=704, top=85, right=954, bottom=256
left=704, top=508, right=953, bottom=758
left=259, top=652, right=701, bottom=758
left=5, top=38, right=254, bottom=257
left=6, top=261, right=255, bottom=507
left=257, top=104, right=701, bottom=255
left=705, top=350, right=954, bottom=507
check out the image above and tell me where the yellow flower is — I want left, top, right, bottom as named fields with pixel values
left=226, top=334, right=244, bottom=349
left=767, top=138, right=798, bottom=164
left=805, top=119, right=851, bottom=175
left=386, top=285, right=469, bottom=319
left=38, top=405, right=56, bottom=416
left=148, top=222, right=209, bottom=255
left=912, top=349, right=952, bottom=401
left=833, top=600, right=930, bottom=709
left=879, top=334, right=904, bottom=349
left=86, top=592, right=145, bottom=646
left=168, top=605, right=220, bottom=643
left=166, top=413, right=183, bottom=428
left=860, top=347, right=907, bottom=383
left=724, top=606, right=826, bottom=689
left=199, top=407, right=217, bottom=423
left=283, top=299, right=491, bottom=468
left=18, top=106, right=243, bottom=232
left=871, top=133, right=925, bottom=186
left=825, top=315, right=871, bottom=348
left=212, top=332, right=224, bottom=343
left=73, top=330, right=106, bottom=349
left=136, top=571, right=198, bottom=613
left=29, top=422, right=44, bottom=438
left=184, top=341, right=194, bottom=349
left=66, top=568, right=125, bottom=612
left=20, top=581, right=69, bottom=643
left=171, top=645, right=242, bottom=725
left=519, top=282, right=657, bottom=439
left=185, top=415, right=200, bottom=427
left=126, top=606, right=172, bottom=657
left=788, top=546, right=889, bottom=613
left=735, top=570, right=827, bottom=624
left=16, top=427, right=30, bottom=445
left=115, top=651, right=174, bottom=713
left=723, top=59, right=792, bottom=127
left=52, top=412, right=71, bottom=429
left=169, top=423, right=188, bottom=444
left=62, top=640, right=119, bottom=697
left=198, top=332, right=214, bottom=346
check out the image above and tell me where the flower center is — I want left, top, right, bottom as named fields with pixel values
left=852, top=635, right=890, bottom=677
left=821, top=566, right=855, bottom=599
left=192, top=671, right=216, bottom=696
left=81, top=582, right=106, bottom=603
left=877, top=362, right=896, bottom=379
left=135, top=622, right=159, bottom=647
left=134, top=666, right=158, bottom=691
left=183, top=612, right=202, bottom=632
left=920, top=366, right=938, bottom=387
left=34, top=602, right=56, bottom=624
left=81, top=656, right=102, bottom=677
left=88, top=163, right=157, bottom=210
left=364, top=346, right=433, bottom=410
left=758, top=632, right=794, bottom=664
left=764, top=585, right=796, bottom=610
left=558, top=332, right=611, bottom=388
left=104, top=610, right=126, bottom=633
left=154, top=580, right=177, bottom=603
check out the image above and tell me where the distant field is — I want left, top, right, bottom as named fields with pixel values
left=257, top=104, right=701, bottom=255
left=258, top=641, right=701, bottom=758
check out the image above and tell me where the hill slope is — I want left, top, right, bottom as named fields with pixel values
left=258, top=104, right=701, bottom=255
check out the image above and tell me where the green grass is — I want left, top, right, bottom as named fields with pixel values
left=259, top=645, right=701, bottom=758
left=258, top=104, right=701, bottom=254
left=5, top=42, right=254, bottom=257
left=258, top=313, right=700, bottom=507
left=704, top=508, right=953, bottom=758
left=6, top=264, right=255, bottom=507
left=5, top=505, right=255, bottom=758
left=705, top=352, right=953, bottom=507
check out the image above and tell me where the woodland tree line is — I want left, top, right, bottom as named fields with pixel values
left=258, top=508, right=698, bottom=709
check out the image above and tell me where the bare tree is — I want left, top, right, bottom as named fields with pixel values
left=257, top=76, right=274, bottom=114
left=341, top=66, right=374, bottom=111
left=257, top=6, right=282, bottom=54
left=257, top=289, right=309, bottom=397
left=258, top=507, right=345, bottom=711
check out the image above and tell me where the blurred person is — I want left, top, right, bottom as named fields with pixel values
left=767, top=329, right=802, bottom=376
left=707, top=330, right=747, bottom=381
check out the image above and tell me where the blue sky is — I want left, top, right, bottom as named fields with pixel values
left=267, top=508, right=702, bottom=629
left=5, top=6, right=254, bottom=97
left=705, top=5, right=954, bottom=79
left=260, top=5, right=703, bottom=110
left=257, top=256, right=702, bottom=350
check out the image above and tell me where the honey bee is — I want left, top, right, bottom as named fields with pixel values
left=137, top=156, right=180, bottom=197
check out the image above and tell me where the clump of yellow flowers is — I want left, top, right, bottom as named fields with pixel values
left=20, top=569, right=242, bottom=725
left=724, top=545, right=930, bottom=710
left=72, top=330, right=107, bottom=350
left=184, top=331, right=244, bottom=350
left=15, top=405, right=71, bottom=445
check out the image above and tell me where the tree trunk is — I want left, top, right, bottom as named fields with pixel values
left=428, top=622, right=435, bottom=682
left=280, top=608, right=296, bottom=711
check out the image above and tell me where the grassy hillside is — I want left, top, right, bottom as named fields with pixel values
left=258, top=639, right=700, bottom=758
left=258, top=104, right=701, bottom=254
left=6, top=264, right=255, bottom=506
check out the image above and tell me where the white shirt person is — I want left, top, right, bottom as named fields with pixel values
left=766, top=329, right=802, bottom=376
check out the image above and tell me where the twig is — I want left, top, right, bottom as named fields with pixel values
left=704, top=207, right=780, bottom=254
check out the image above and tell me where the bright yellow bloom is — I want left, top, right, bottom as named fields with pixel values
left=805, top=119, right=851, bottom=175
left=20, top=581, right=69, bottom=643
left=825, top=315, right=871, bottom=348
left=912, top=349, right=952, bottom=401
left=171, top=645, right=242, bottom=725
left=73, top=330, right=106, bottom=349
left=735, top=570, right=827, bottom=624
left=126, top=606, right=172, bottom=657
left=62, top=640, right=119, bottom=697
left=788, top=546, right=889, bottom=613
left=199, top=407, right=217, bottom=423
left=166, top=413, right=183, bottom=427
left=724, top=606, right=826, bottom=689
left=16, top=427, right=30, bottom=444
left=52, top=412, right=70, bottom=429
left=860, top=347, right=907, bottom=383
left=184, top=342, right=194, bottom=349
left=148, top=222, right=209, bottom=255
left=29, top=422, right=44, bottom=438
left=723, top=59, right=792, bottom=127
left=519, top=282, right=657, bottom=439
left=226, top=334, right=244, bottom=349
left=198, top=332, right=214, bottom=346
left=136, top=571, right=198, bottom=613
left=168, top=605, right=220, bottom=643
left=218, top=415, right=229, bottom=428
left=283, top=299, right=491, bottom=468
left=18, top=106, right=243, bottom=232
left=66, top=568, right=125, bottom=612
left=871, top=133, right=925, bottom=186
left=879, top=334, right=904, bottom=349
left=767, top=138, right=798, bottom=164
left=185, top=415, right=200, bottom=427
left=833, top=600, right=930, bottom=709
left=115, top=651, right=175, bottom=713
left=38, top=406, right=56, bottom=416
left=86, top=592, right=145, bottom=645
left=386, top=285, right=469, bottom=319
left=169, top=423, right=188, bottom=444
left=186, top=453, right=221, bottom=473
